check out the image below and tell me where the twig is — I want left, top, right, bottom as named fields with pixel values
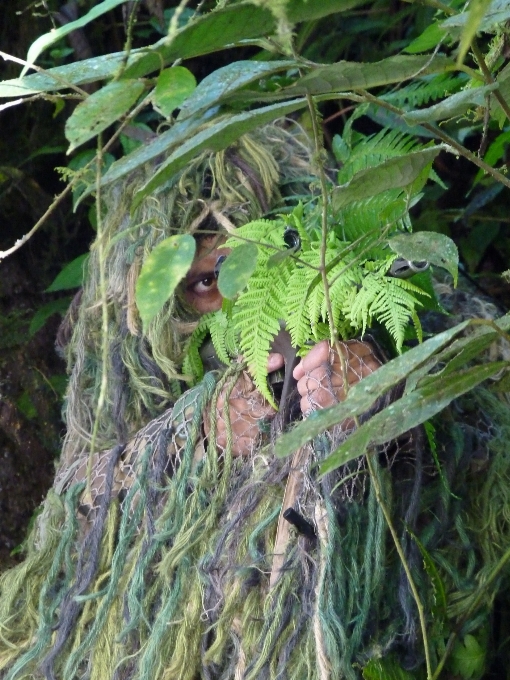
left=0, top=50, right=89, bottom=98
left=0, top=182, right=73, bottom=260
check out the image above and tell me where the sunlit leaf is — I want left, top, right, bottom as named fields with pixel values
left=65, top=80, right=145, bottom=152
left=404, top=22, right=447, bottom=54
left=136, top=234, right=196, bottom=330
left=217, top=244, right=258, bottom=299
left=388, top=232, right=459, bottom=285
left=46, top=254, right=89, bottom=292
left=21, top=0, right=127, bottom=77
left=132, top=99, right=307, bottom=211
left=332, top=147, right=442, bottom=209
left=153, top=66, right=196, bottom=117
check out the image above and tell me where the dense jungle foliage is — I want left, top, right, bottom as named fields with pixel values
left=2, top=0, right=510, bottom=677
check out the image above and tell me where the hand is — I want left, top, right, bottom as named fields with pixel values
left=293, top=339, right=382, bottom=416
left=206, top=353, right=284, bottom=457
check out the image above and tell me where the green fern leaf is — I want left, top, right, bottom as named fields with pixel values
left=182, top=314, right=213, bottom=384
left=233, top=262, right=290, bottom=408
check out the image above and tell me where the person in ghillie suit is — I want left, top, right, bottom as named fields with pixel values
left=1, top=120, right=510, bottom=680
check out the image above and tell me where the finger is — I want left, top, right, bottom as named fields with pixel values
left=267, top=352, right=285, bottom=373
left=293, top=340, right=330, bottom=381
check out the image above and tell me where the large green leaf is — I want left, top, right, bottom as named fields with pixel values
left=0, top=51, right=139, bottom=99
left=136, top=235, right=196, bottom=331
left=319, top=360, right=507, bottom=475
left=218, top=243, right=259, bottom=299
left=332, top=147, right=442, bottom=210
left=20, top=0, right=127, bottom=77
left=65, top=80, right=145, bottom=152
left=177, top=60, right=296, bottom=120
left=403, top=83, right=498, bottom=124
left=153, top=67, right=196, bottom=118
left=388, top=232, right=459, bottom=285
left=122, top=3, right=280, bottom=81
left=131, top=99, right=308, bottom=211
left=275, top=320, right=471, bottom=458
left=283, top=55, right=454, bottom=96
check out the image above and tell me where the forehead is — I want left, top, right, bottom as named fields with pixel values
left=186, top=234, right=228, bottom=279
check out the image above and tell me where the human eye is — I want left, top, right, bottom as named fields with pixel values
left=192, top=276, right=217, bottom=294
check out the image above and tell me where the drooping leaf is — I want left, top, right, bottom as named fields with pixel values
left=20, top=0, right=127, bottom=77
left=84, top=109, right=216, bottom=200
left=449, top=634, right=486, bottom=679
left=332, top=147, right=442, bottom=209
left=283, top=55, right=454, bottom=96
left=0, top=0, right=371, bottom=100
left=131, top=99, right=307, bottom=211
left=177, top=60, right=296, bottom=120
left=275, top=320, right=472, bottom=458
left=217, top=243, right=259, bottom=299
left=0, top=51, right=142, bottom=98
left=388, top=232, right=459, bottom=285
left=153, top=66, right=196, bottom=117
left=403, top=83, right=498, bottom=124
left=136, top=234, right=196, bottom=330
left=319, top=361, right=507, bottom=475
left=65, top=80, right=146, bottom=152
left=46, top=254, right=89, bottom=292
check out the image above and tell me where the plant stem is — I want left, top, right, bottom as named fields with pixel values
left=0, top=182, right=74, bottom=260
left=471, top=39, right=510, bottom=124
left=365, top=453, right=433, bottom=680
left=305, top=93, right=350, bottom=391
left=87, top=134, right=110, bottom=485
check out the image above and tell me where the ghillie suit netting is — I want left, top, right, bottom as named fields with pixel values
left=1, top=122, right=510, bottom=680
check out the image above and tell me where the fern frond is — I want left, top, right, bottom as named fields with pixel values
left=337, top=128, right=419, bottom=184
left=345, top=273, right=428, bottom=352
left=209, top=310, right=231, bottom=365
left=286, top=265, right=315, bottom=348
left=232, top=260, right=291, bottom=408
left=182, top=315, right=213, bottom=385
left=382, top=73, right=467, bottom=109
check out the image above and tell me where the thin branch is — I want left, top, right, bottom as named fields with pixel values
left=0, top=182, right=73, bottom=260
left=471, top=39, right=510, bottom=124
left=0, top=50, right=89, bottom=98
